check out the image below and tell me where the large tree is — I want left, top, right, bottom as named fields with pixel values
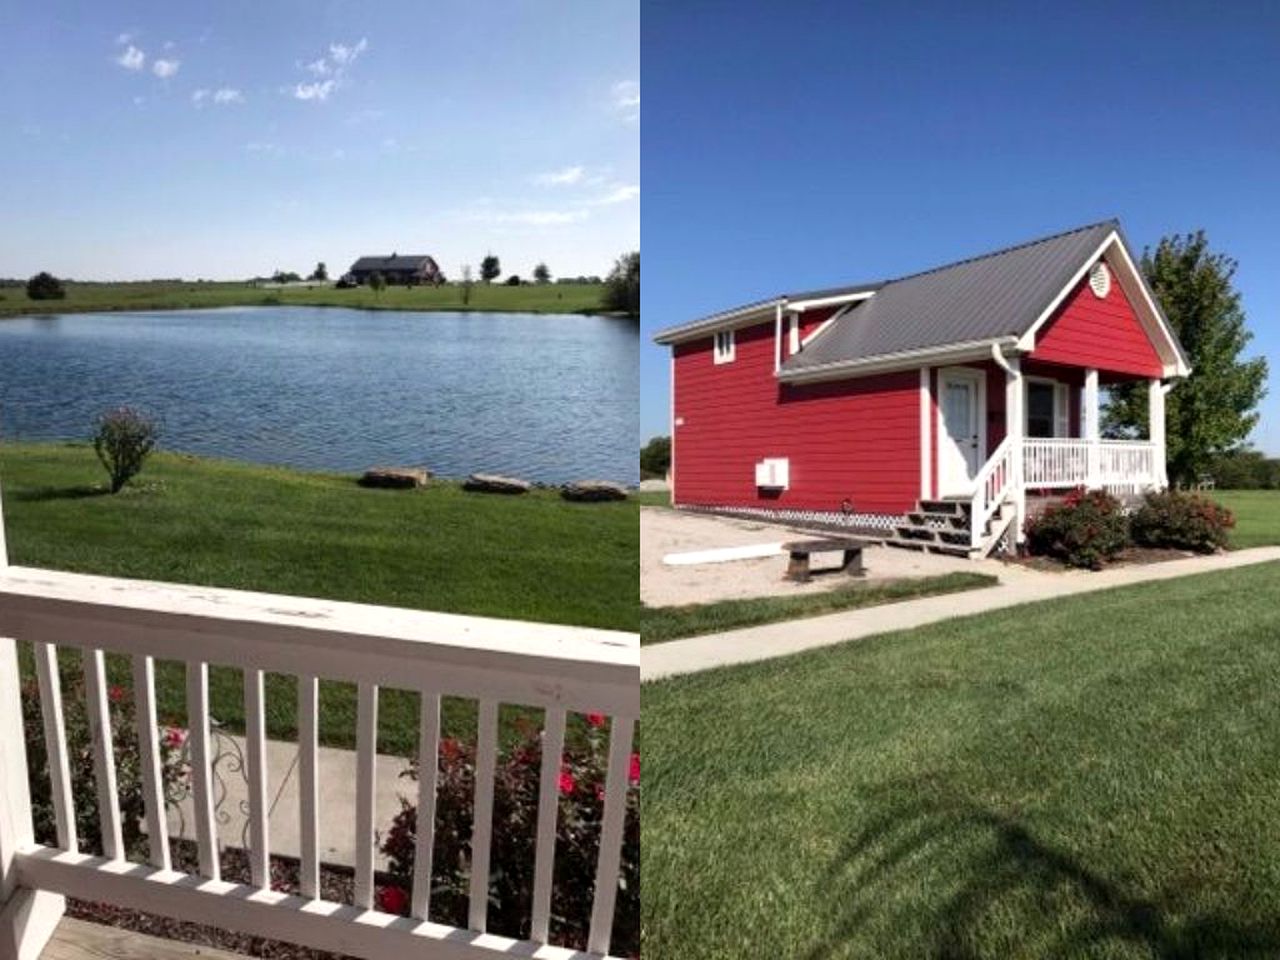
left=1103, top=231, right=1267, bottom=485
left=603, top=251, right=639, bottom=318
left=480, top=253, right=501, bottom=284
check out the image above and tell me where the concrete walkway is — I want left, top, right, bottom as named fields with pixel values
left=642, top=546, right=1280, bottom=681
left=160, top=734, right=413, bottom=870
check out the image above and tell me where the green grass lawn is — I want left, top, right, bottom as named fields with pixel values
left=641, top=572, right=996, bottom=644
left=1215, top=489, right=1280, bottom=549
left=642, top=561, right=1280, bottom=958
left=1, top=443, right=637, bottom=753
left=0, top=280, right=611, bottom=317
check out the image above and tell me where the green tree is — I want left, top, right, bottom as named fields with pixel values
left=480, top=254, right=501, bottom=284
left=1103, top=231, right=1267, bottom=486
left=26, top=271, right=66, bottom=300
left=368, top=271, right=386, bottom=295
left=640, top=435, right=671, bottom=478
left=310, top=262, right=328, bottom=281
left=603, top=252, right=639, bottom=318
left=533, top=262, right=551, bottom=284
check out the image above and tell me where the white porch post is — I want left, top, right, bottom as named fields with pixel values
left=1005, top=355, right=1025, bottom=545
left=0, top=469, right=65, bottom=959
left=919, top=367, right=932, bottom=500
left=1083, top=367, right=1100, bottom=488
left=1149, top=378, right=1168, bottom=489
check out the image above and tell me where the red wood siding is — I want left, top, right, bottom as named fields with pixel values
left=1032, top=261, right=1164, bottom=377
left=673, top=320, right=921, bottom=514
left=797, top=307, right=837, bottom=346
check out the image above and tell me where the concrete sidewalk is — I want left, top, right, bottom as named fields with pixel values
left=162, top=735, right=414, bottom=870
left=641, top=547, right=1280, bottom=681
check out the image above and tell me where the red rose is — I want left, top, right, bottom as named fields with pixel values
left=586, top=712, right=606, bottom=728
left=378, top=885, right=409, bottom=915
left=558, top=767, right=576, bottom=795
left=628, top=752, right=640, bottom=786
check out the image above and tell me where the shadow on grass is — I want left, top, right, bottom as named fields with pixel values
left=8, top=484, right=109, bottom=502
left=804, top=777, right=1280, bottom=959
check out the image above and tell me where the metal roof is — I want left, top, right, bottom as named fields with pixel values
left=349, top=255, right=437, bottom=272
left=782, top=220, right=1122, bottom=373
left=651, top=282, right=885, bottom=344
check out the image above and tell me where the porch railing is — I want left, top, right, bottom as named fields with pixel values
left=1022, top=438, right=1160, bottom=493
left=0, top=566, right=638, bottom=960
left=968, top=436, right=1016, bottom=549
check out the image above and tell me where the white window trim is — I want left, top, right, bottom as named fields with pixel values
left=713, top=329, right=736, bottom=364
left=1024, top=375, right=1070, bottom=438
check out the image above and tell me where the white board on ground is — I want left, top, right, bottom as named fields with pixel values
left=662, top=543, right=785, bottom=566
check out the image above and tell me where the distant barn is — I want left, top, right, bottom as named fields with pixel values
left=345, top=253, right=444, bottom=286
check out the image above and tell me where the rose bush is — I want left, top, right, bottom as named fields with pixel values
left=1024, top=487, right=1129, bottom=569
left=380, top=714, right=638, bottom=955
left=1130, top=489, right=1234, bottom=552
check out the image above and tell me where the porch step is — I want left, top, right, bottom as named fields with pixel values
left=918, top=499, right=971, bottom=517
left=904, top=511, right=969, bottom=531
left=883, top=536, right=978, bottom=558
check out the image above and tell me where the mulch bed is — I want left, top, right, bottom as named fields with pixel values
left=67, top=841, right=367, bottom=960
left=1000, top=545, right=1199, bottom=572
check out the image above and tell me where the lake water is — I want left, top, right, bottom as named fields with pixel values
left=0, top=307, right=638, bottom=484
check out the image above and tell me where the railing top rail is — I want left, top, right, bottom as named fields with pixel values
left=0, top=566, right=638, bottom=715
left=972, top=436, right=1013, bottom=487
left=1024, top=437, right=1154, bottom=447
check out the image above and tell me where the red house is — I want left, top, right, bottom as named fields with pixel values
left=653, top=220, right=1191, bottom=556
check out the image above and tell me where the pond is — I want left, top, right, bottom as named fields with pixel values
left=0, top=307, right=638, bottom=484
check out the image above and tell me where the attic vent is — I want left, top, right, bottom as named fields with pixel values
left=1088, top=261, right=1111, bottom=299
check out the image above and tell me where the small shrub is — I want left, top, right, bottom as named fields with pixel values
left=1024, top=486, right=1128, bottom=569
left=1131, top=489, right=1234, bottom=552
left=381, top=717, right=638, bottom=954
left=22, top=673, right=189, bottom=857
left=93, top=407, right=158, bottom=493
left=26, top=271, right=66, bottom=300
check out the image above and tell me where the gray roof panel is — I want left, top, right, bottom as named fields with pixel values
left=783, top=220, right=1119, bottom=372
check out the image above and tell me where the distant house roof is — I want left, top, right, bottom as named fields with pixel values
left=349, top=255, right=438, bottom=273
left=654, top=219, right=1190, bottom=378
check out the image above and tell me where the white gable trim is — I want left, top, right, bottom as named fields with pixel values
left=1016, top=231, right=1191, bottom=378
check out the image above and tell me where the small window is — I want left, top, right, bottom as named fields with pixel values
left=713, top=329, right=736, bottom=364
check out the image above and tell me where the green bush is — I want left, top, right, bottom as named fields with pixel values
left=26, top=271, right=66, bottom=300
left=1131, top=489, right=1234, bottom=552
left=93, top=407, right=158, bottom=493
left=1024, top=487, right=1128, bottom=569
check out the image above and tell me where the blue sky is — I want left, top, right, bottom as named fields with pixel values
left=640, top=1, right=1280, bottom=454
left=0, top=0, right=638, bottom=282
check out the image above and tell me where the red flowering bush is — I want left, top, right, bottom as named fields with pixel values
left=22, top=672, right=189, bottom=857
left=380, top=716, right=638, bottom=955
left=1024, top=487, right=1128, bottom=569
left=1131, top=489, right=1234, bottom=552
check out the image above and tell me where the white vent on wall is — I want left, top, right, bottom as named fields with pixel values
left=755, top=457, right=789, bottom=490
left=1088, top=261, right=1112, bottom=299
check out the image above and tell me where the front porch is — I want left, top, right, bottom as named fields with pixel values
left=924, top=353, right=1170, bottom=555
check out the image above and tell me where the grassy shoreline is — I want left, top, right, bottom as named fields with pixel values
left=0, top=280, right=616, bottom=317
left=1, top=442, right=638, bottom=754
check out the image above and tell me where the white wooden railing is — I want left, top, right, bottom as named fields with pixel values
left=1022, top=438, right=1160, bottom=493
left=0, top=566, right=639, bottom=960
left=967, top=436, right=1016, bottom=549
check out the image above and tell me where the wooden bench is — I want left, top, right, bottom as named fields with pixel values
left=783, top=537, right=867, bottom=582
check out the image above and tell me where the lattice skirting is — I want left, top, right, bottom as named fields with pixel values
left=674, top=503, right=902, bottom=533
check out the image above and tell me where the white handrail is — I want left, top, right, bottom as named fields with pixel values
left=1023, top=438, right=1159, bottom=490
left=0, top=565, right=639, bottom=960
left=968, top=436, right=1016, bottom=549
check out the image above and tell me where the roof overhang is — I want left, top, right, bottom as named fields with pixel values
left=1016, top=230, right=1191, bottom=379
left=778, top=336, right=1021, bottom=385
left=652, top=290, right=877, bottom=345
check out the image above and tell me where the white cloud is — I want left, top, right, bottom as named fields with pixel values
left=294, top=79, right=337, bottom=101
left=290, top=38, right=367, bottom=103
left=152, top=58, right=180, bottom=78
left=594, top=184, right=640, bottom=205
left=461, top=207, right=591, bottom=226
left=116, top=31, right=134, bottom=45
left=329, top=38, right=368, bottom=66
left=612, top=80, right=640, bottom=110
left=116, top=45, right=145, bottom=71
left=193, top=87, right=243, bottom=107
left=536, top=165, right=586, bottom=186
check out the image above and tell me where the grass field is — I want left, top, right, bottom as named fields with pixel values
left=643, top=560, right=1280, bottom=958
left=0, top=280, right=611, bottom=317
left=1, top=443, right=638, bottom=753
left=1214, top=489, right=1280, bottom=549
left=640, top=571, right=996, bottom=644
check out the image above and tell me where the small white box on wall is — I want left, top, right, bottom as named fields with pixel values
left=754, top=457, right=789, bottom=490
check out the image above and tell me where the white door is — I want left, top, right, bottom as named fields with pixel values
left=938, top=371, right=983, bottom=495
